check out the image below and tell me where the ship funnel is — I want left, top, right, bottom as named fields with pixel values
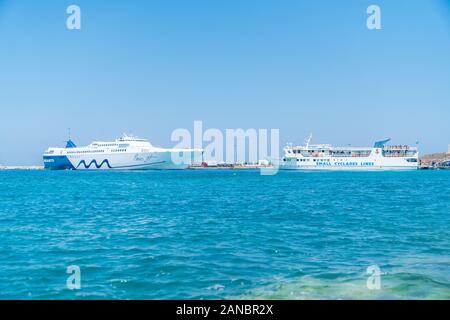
left=66, top=139, right=77, bottom=148
left=373, top=138, right=391, bottom=148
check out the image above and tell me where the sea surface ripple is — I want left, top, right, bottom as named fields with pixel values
left=0, top=170, right=449, bottom=299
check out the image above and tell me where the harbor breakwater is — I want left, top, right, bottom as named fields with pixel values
left=0, top=166, right=44, bottom=170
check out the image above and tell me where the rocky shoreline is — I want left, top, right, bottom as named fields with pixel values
left=419, top=152, right=450, bottom=169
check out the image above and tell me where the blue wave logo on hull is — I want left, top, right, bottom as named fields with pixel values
left=76, top=159, right=112, bottom=169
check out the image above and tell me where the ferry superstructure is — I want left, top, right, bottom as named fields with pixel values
left=43, top=134, right=203, bottom=170
left=281, top=135, right=418, bottom=171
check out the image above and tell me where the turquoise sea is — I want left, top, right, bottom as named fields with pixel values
left=0, top=170, right=449, bottom=299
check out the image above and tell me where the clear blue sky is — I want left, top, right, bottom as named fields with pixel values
left=1, top=0, right=449, bottom=165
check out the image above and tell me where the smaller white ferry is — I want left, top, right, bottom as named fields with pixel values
left=281, top=135, right=418, bottom=171
left=43, top=134, right=203, bottom=170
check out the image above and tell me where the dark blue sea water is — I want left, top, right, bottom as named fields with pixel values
left=0, top=170, right=449, bottom=299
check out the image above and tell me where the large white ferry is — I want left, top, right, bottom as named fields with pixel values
left=281, top=135, right=418, bottom=171
left=43, top=134, right=203, bottom=170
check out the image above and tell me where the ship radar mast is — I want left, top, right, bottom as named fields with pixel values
left=305, top=133, right=313, bottom=149
left=120, top=133, right=137, bottom=140
left=118, top=133, right=148, bottom=143
left=65, top=128, right=77, bottom=148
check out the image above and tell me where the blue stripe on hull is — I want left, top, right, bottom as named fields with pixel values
left=43, top=156, right=170, bottom=170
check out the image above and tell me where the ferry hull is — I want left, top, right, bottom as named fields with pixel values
left=280, top=156, right=418, bottom=171
left=44, top=151, right=203, bottom=170
left=281, top=165, right=418, bottom=171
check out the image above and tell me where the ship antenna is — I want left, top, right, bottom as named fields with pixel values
left=305, top=133, right=312, bottom=148
left=68, top=128, right=71, bottom=141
